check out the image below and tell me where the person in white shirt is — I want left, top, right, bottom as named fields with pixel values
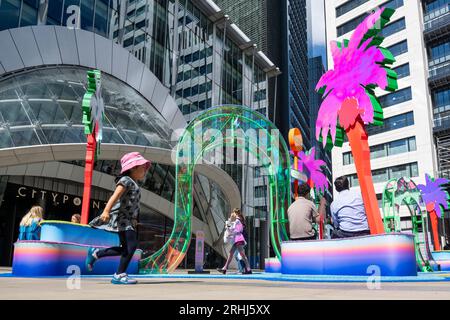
left=330, top=176, right=370, bottom=238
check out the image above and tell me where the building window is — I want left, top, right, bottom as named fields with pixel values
left=393, top=63, right=410, bottom=79
left=255, top=206, right=268, bottom=219
left=365, top=111, right=414, bottom=136
left=349, top=162, right=419, bottom=187
left=425, top=0, right=450, bottom=14
left=254, top=89, right=266, bottom=102
left=429, top=40, right=450, bottom=66
left=254, top=186, right=267, bottom=198
left=343, top=137, right=416, bottom=165
left=337, top=12, right=366, bottom=37
left=0, top=0, right=21, bottom=31
left=379, top=18, right=405, bottom=38
left=336, top=0, right=369, bottom=18
left=255, top=166, right=270, bottom=177
left=379, top=87, right=412, bottom=108
left=433, top=87, right=450, bottom=115
left=336, top=0, right=403, bottom=36
left=383, top=0, right=404, bottom=10
left=343, top=152, right=353, bottom=166
left=386, top=40, right=408, bottom=57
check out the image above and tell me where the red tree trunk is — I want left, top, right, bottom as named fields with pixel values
left=81, top=133, right=97, bottom=225
left=346, top=118, right=385, bottom=234
left=429, top=209, right=441, bottom=251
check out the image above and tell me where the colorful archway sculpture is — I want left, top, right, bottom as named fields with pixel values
left=139, top=105, right=291, bottom=273
left=315, top=7, right=398, bottom=235
left=382, top=177, right=437, bottom=272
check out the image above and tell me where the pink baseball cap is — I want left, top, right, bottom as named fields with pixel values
left=120, top=152, right=151, bottom=174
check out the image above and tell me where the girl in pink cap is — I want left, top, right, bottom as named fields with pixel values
left=85, top=152, right=150, bottom=284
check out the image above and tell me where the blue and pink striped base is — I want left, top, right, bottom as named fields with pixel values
left=13, top=241, right=141, bottom=276
left=12, top=221, right=141, bottom=277
left=432, top=251, right=450, bottom=271
left=265, top=234, right=417, bottom=277
left=264, top=258, right=281, bottom=273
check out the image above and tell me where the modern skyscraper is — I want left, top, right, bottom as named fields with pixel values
left=423, top=0, right=450, bottom=242
left=325, top=0, right=449, bottom=235
left=306, top=0, right=333, bottom=197
left=213, top=0, right=268, bottom=53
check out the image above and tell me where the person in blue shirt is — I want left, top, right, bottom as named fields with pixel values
left=330, top=176, right=370, bottom=238
left=18, top=206, right=44, bottom=241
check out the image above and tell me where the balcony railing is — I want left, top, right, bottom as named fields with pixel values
left=424, top=9, right=450, bottom=39
left=424, top=5, right=450, bottom=23
left=434, top=114, right=450, bottom=133
left=429, top=60, right=450, bottom=87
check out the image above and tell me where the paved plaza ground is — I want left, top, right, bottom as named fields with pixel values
left=1, top=268, right=450, bottom=300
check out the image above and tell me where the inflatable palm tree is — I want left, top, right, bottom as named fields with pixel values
left=418, top=174, right=450, bottom=251
left=316, top=8, right=398, bottom=234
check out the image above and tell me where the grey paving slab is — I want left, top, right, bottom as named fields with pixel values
left=1, top=272, right=450, bottom=300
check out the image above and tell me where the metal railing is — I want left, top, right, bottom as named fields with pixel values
left=424, top=5, right=450, bottom=23
left=434, top=114, right=450, bottom=130
left=424, top=9, right=450, bottom=33
left=429, top=60, right=450, bottom=79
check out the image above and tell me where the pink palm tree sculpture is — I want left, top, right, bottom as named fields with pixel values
left=418, top=174, right=450, bottom=251
left=298, top=147, right=328, bottom=195
left=315, top=7, right=398, bottom=234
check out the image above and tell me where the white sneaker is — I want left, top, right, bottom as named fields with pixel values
left=111, top=273, right=138, bottom=285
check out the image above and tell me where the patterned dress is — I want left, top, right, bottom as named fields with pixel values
left=116, top=176, right=141, bottom=232
left=89, top=175, right=141, bottom=232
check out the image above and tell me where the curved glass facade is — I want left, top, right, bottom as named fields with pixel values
left=0, top=0, right=269, bottom=119
left=0, top=66, right=173, bottom=149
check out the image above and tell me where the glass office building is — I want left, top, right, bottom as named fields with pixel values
left=0, top=0, right=277, bottom=268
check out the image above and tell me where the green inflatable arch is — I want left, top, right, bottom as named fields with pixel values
left=139, top=105, right=291, bottom=273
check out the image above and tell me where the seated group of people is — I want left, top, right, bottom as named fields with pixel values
left=287, top=175, right=370, bottom=241
left=18, top=206, right=82, bottom=241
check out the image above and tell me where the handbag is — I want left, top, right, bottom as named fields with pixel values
left=223, top=221, right=234, bottom=244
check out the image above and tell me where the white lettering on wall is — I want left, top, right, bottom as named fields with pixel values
left=18, top=187, right=27, bottom=197
left=15, top=186, right=106, bottom=209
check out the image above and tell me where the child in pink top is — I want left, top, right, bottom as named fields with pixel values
left=217, top=208, right=252, bottom=274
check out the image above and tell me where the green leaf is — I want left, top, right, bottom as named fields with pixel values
left=379, top=47, right=396, bottom=65
left=318, top=126, right=344, bottom=151
left=366, top=90, right=384, bottom=126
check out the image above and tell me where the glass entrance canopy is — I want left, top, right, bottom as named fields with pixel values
left=0, top=66, right=174, bottom=149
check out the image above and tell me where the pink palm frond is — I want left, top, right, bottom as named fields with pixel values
left=298, top=148, right=328, bottom=194
left=315, top=7, right=397, bottom=147
left=418, top=174, right=450, bottom=218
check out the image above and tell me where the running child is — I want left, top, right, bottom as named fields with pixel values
left=85, top=152, right=150, bottom=284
